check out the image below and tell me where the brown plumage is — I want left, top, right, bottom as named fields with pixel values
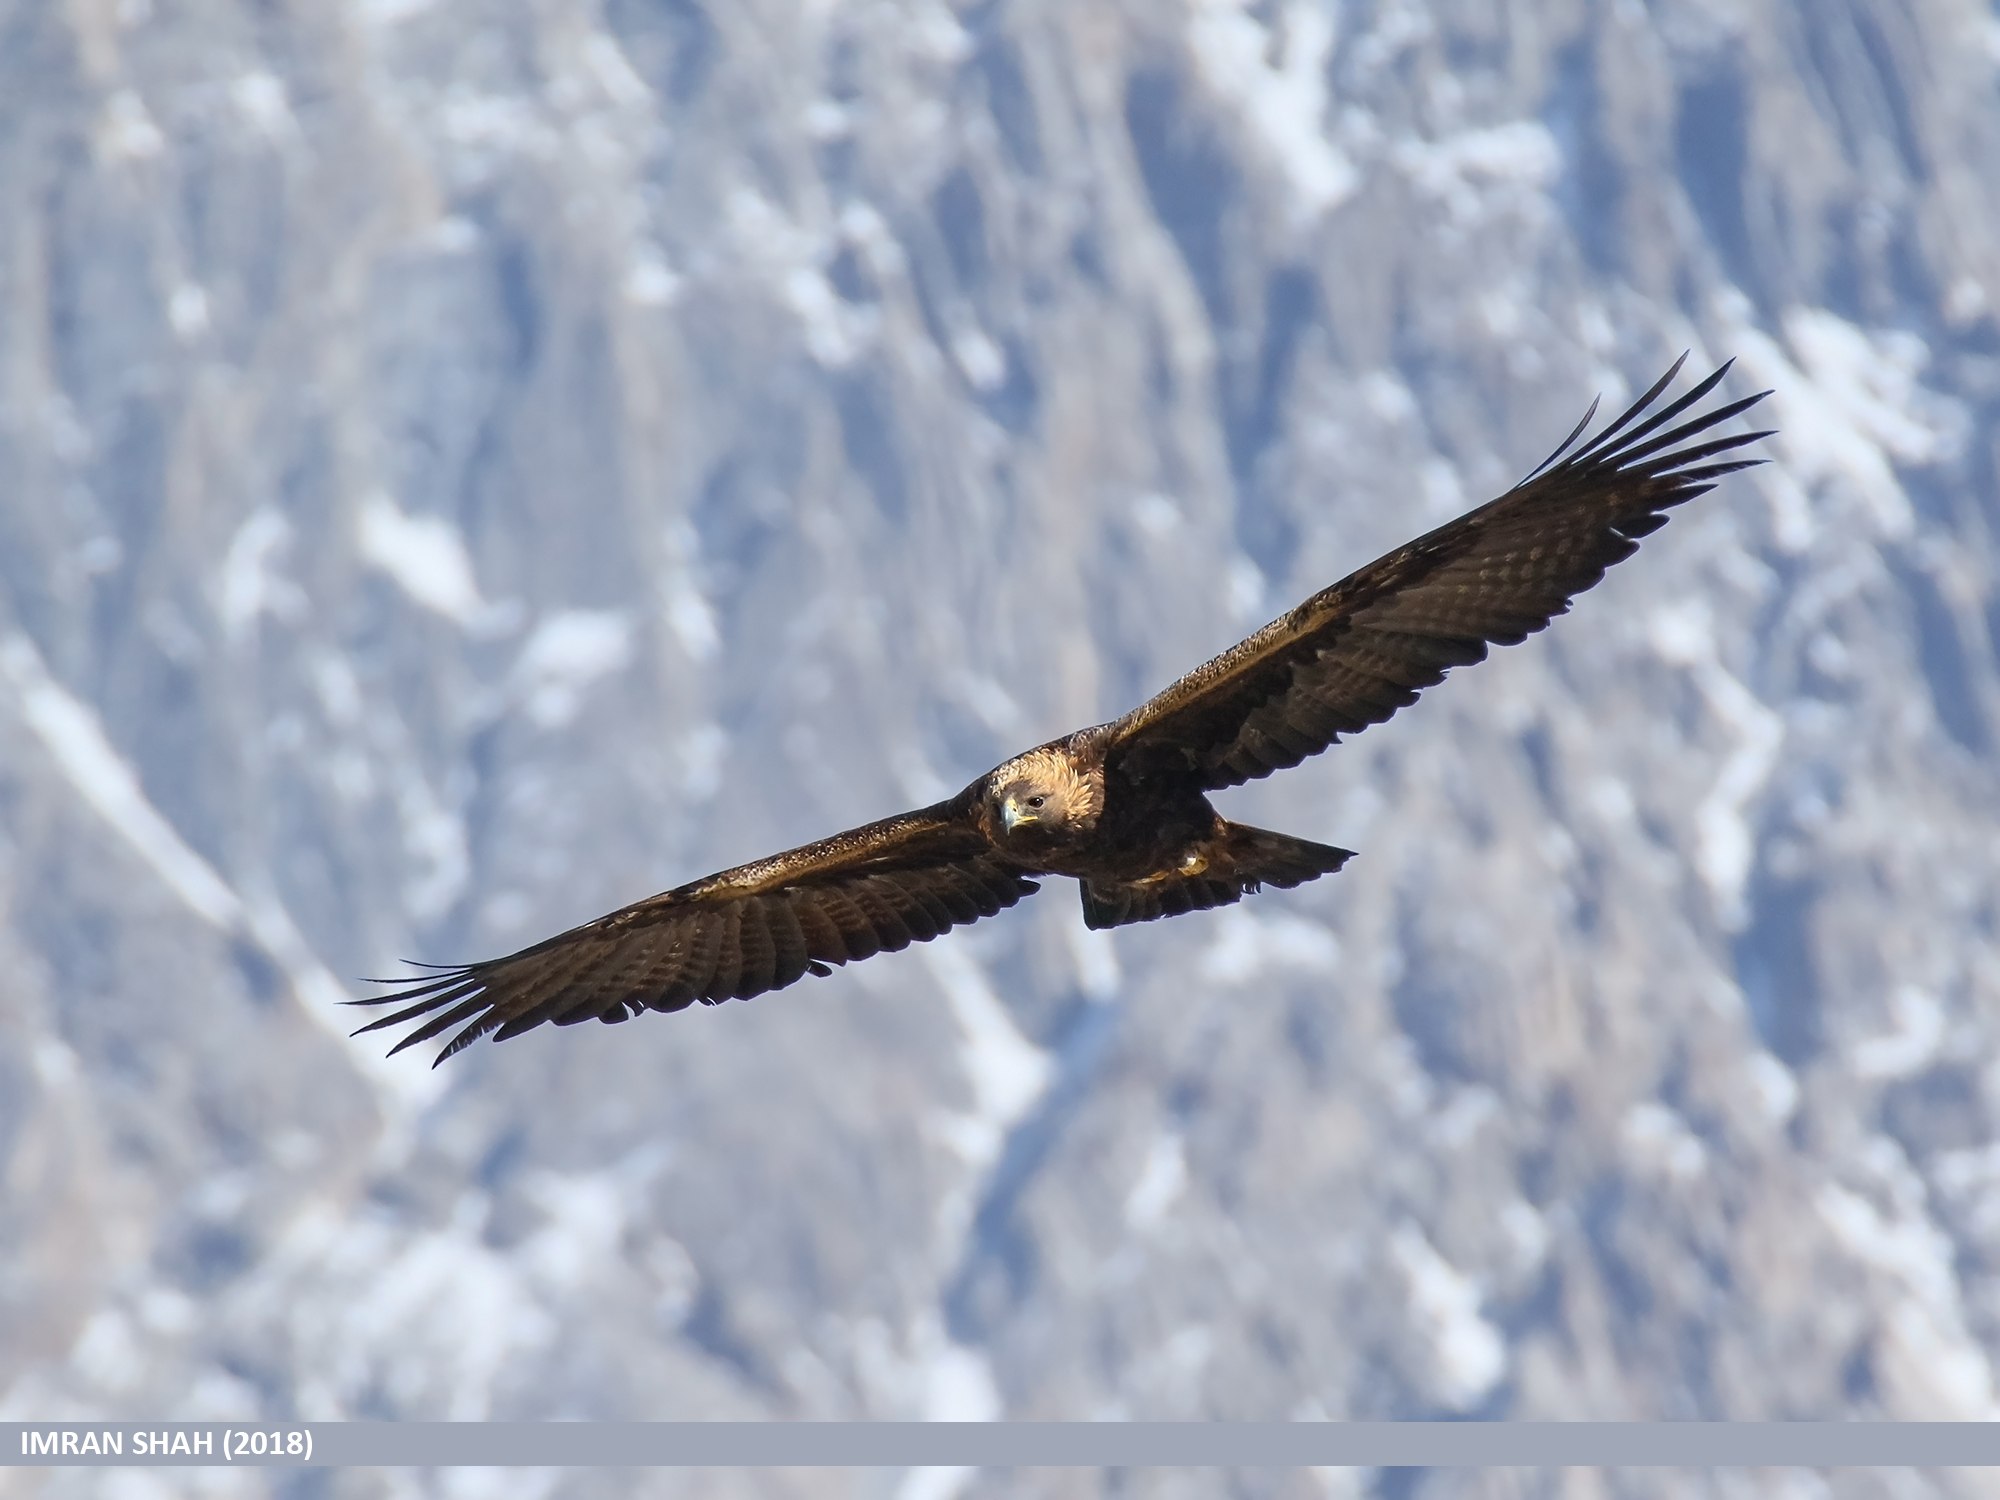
left=355, top=357, right=1772, bottom=1064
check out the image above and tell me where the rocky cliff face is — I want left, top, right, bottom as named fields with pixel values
left=2, top=0, right=1998, bottom=1493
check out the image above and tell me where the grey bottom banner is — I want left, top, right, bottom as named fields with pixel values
left=4, top=1422, right=1997, bottom=1467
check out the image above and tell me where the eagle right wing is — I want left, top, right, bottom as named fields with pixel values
left=352, top=800, right=1038, bottom=1065
left=1103, top=357, right=1773, bottom=789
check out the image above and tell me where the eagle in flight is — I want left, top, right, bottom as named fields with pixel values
left=357, top=356, right=1771, bottom=1064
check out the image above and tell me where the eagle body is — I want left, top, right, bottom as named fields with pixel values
left=972, top=730, right=1353, bottom=928
left=358, top=358, right=1773, bottom=1064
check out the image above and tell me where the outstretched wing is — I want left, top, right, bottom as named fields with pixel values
left=1105, top=357, right=1773, bottom=789
left=352, top=799, right=1038, bottom=1065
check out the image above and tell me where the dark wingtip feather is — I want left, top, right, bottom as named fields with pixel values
left=348, top=961, right=497, bottom=1066
left=433, top=1020, right=498, bottom=1067
left=1540, top=358, right=1774, bottom=492
left=1566, top=352, right=1696, bottom=462
left=345, top=972, right=467, bottom=1006
left=1518, top=393, right=1602, bottom=486
left=1513, top=351, right=1764, bottom=492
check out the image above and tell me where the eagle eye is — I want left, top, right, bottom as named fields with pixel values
left=1026, top=794, right=1047, bottom=809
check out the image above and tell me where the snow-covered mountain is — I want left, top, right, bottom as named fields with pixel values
left=3, top=0, right=1999, bottom=1494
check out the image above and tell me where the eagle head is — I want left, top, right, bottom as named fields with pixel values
left=985, top=746, right=1102, bottom=848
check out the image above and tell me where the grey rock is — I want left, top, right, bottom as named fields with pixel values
left=2, top=0, right=1998, bottom=1491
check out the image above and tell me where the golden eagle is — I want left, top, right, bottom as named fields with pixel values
left=356, top=357, right=1771, bottom=1064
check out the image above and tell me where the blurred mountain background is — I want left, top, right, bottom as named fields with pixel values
left=2, top=0, right=1998, bottom=1495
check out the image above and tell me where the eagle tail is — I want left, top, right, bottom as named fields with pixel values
left=1079, top=824, right=1355, bottom=930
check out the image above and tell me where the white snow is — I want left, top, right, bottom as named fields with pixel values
left=358, top=0, right=437, bottom=23
left=0, top=634, right=439, bottom=1104
left=512, top=609, right=634, bottom=729
left=1880, top=1298, right=2000, bottom=1419
left=1131, top=492, right=1183, bottom=539
left=578, top=29, right=650, bottom=110
left=947, top=673, right=1026, bottom=740
left=427, top=216, right=480, bottom=255
left=519, top=1172, right=627, bottom=1292
left=1396, top=121, right=1560, bottom=222
left=1497, top=1198, right=1550, bottom=1277
left=175, top=1367, right=260, bottom=1423
left=1945, top=276, right=1988, bottom=325
left=1189, top=0, right=1357, bottom=220
left=1622, top=1100, right=1709, bottom=1180
left=1850, top=984, right=1946, bottom=1081
left=804, top=99, right=852, bottom=141
left=724, top=191, right=896, bottom=376
left=1818, top=1158, right=2000, bottom=1418
left=1063, top=922, right=1122, bottom=1000
left=437, top=89, right=557, bottom=159
left=666, top=591, right=719, bottom=663
left=357, top=490, right=490, bottom=627
left=238, top=881, right=437, bottom=1103
left=1160, top=1325, right=1217, bottom=1386
left=840, top=201, right=907, bottom=279
left=1649, top=599, right=1784, bottom=926
left=1649, top=597, right=1716, bottom=666
left=74, top=535, right=122, bottom=578
left=897, top=1470, right=976, bottom=1500
left=99, top=91, right=164, bottom=161
left=676, top=723, right=727, bottom=798
left=1429, top=1083, right=1499, bottom=1151
left=216, top=508, right=305, bottom=638
left=1376, top=1031, right=1437, bottom=1119
left=950, top=328, right=1005, bottom=392
left=919, top=1336, right=1000, bottom=1421
left=310, top=652, right=364, bottom=727
left=1124, top=1132, right=1189, bottom=1230
left=253, top=1199, right=557, bottom=1420
left=1198, top=907, right=1341, bottom=984
left=924, top=944, right=1052, bottom=1167
left=1404, top=120, right=1561, bottom=188
left=659, top=518, right=721, bottom=662
left=1, top=633, right=243, bottom=932
left=784, top=264, right=875, bottom=368
left=910, top=0, right=972, bottom=64
left=231, top=71, right=295, bottom=139
left=70, top=1307, right=143, bottom=1394
left=136, top=1287, right=197, bottom=1339
left=892, top=747, right=954, bottom=807
left=1359, top=370, right=1419, bottom=425
left=32, top=1038, right=80, bottom=1089
left=167, top=283, right=209, bottom=339
left=1745, top=1050, right=1801, bottom=1123
left=1309, top=1470, right=1370, bottom=1500
left=1225, top=555, right=1266, bottom=622
left=857, top=1312, right=1001, bottom=1428
left=1729, top=306, right=1966, bottom=545
left=391, top=767, right=469, bottom=923
left=1346, top=0, right=1435, bottom=80
left=1389, top=1221, right=1506, bottom=1411
left=235, top=889, right=344, bottom=1023
left=1935, top=1143, right=2000, bottom=1243
left=624, top=256, right=682, bottom=307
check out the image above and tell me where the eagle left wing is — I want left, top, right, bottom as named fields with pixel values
left=1103, top=357, right=1772, bottom=790
left=352, top=799, right=1038, bottom=1065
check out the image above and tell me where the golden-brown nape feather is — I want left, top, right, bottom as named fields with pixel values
left=1002, top=745, right=1105, bottom=817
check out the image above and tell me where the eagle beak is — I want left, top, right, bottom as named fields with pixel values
left=1002, top=799, right=1035, bottom=833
